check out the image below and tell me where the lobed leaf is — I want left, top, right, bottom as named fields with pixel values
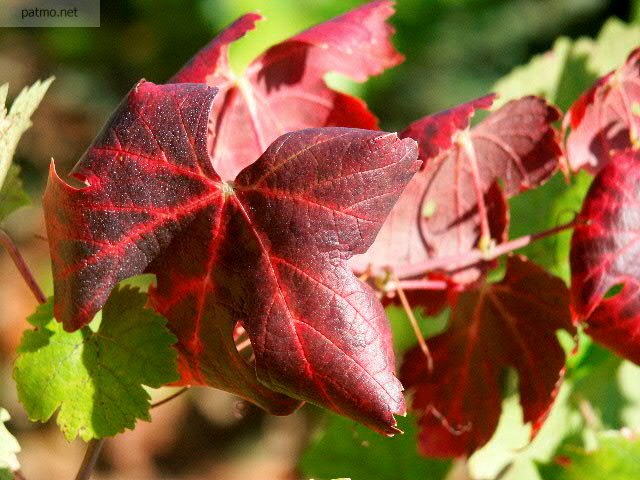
left=13, top=286, right=179, bottom=441
left=400, top=256, right=575, bottom=457
left=171, top=1, right=402, bottom=180
left=350, top=95, right=494, bottom=275
left=352, top=95, right=561, bottom=285
left=564, top=48, right=640, bottom=173
left=44, top=80, right=420, bottom=434
left=570, top=150, right=640, bottom=364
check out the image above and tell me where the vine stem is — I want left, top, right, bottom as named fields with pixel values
left=73, top=387, right=190, bottom=479
left=0, top=231, right=45, bottom=480
left=150, top=387, right=189, bottom=409
left=394, top=275, right=433, bottom=373
left=74, top=439, right=105, bottom=480
left=390, top=219, right=578, bottom=279
left=388, top=279, right=449, bottom=291
left=0, top=230, right=192, bottom=479
left=0, top=229, right=46, bottom=304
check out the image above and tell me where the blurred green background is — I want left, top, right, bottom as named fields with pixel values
left=2, top=1, right=640, bottom=479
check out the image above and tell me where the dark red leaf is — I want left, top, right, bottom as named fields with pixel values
left=352, top=95, right=560, bottom=285
left=170, top=1, right=402, bottom=180
left=564, top=48, right=640, bottom=173
left=44, top=81, right=420, bottom=434
left=570, top=149, right=640, bottom=364
left=401, top=256, right=574, bottom=457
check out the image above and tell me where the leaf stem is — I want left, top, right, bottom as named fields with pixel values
left=0, top=229, right=46, bottom=304
left=390, top=279, right=449, bottom=291
left=72, top=388, right=188, bottom=480
left=391, top=219, right=578, bottom=279
left=74, top=439, right=105, bottom=480
left=150, top=387, right=189, bottom=409
left=394, top=276, right=433, bottom=373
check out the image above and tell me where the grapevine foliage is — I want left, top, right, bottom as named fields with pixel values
left=537, top=432, right=640, bottom=480
left=0, top=78, right=52, bottom=221
left=5, top=1, right=640, bottom=473
left=14, top=286, right=179, bottom=440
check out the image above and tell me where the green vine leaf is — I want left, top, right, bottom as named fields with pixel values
left=301, top=414, right=451, bottom=480
left=0, top=78, right=53, bottom=190
left=0, top=408, right=20, bottom=476
left=492, top=18, right=640, bottom=111
left=538, top=431, right=640, bottom=479
left=13, top=286, right=179, bottom=441
left=0, top=165, right=30, bottom=223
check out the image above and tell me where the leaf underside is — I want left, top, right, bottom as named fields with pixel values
left=564, top=47, right=640, bottom=173
left=0, top=77, right=53, bottom=190
left=352, top=95, right=561, bottom=286
left=570, top=150, right=640, bottom=364
left=170, top=0, right=402, bottom=181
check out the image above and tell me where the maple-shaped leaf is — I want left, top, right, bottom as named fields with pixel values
left=13, top=286, right=179, bottom=441
left=352, top=95, right=561, bottom=285
left=400, top=256, right=575, bottom=457
left=570, top=150, right=640, bottom=364
left=564, top=47, right=640, bottom=173
left=44, top=81, right=419, bottom=434
left=170, top=1, right=402, bottom=180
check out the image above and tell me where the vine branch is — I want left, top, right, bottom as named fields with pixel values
left=394, top=275, right=433, bottom=373
left=151, top=387, right=189, bottom=409
left=0, top=229, right=46, bottom=304
left=74, top=439, right=105, bottom=480
left=73, top=387, right=190, bottom=479
left=391, top=218, right=578, bottom=279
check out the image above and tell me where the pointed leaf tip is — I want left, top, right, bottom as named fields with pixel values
left=401, top=257, right=574, bottom=457
left=171, top=1, right=402, bottom=179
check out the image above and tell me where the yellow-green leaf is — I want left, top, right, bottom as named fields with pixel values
left=14, top=286, right=179, bottom=441
left=0, top=77, right=53, bottom=189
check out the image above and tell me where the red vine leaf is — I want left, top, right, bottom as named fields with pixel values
left=171, top=1, right=403, bottom=180
left=564, top=48, right=640, bottom=173
left=400, top=256, right=575, bottom=457
left=44, top=81, right=421, bottom=434
left=350, top=95, right=493, bottom=275
left=570, top=150, right=640, bottom=364
left=352, top=95, right=561, bottom=285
